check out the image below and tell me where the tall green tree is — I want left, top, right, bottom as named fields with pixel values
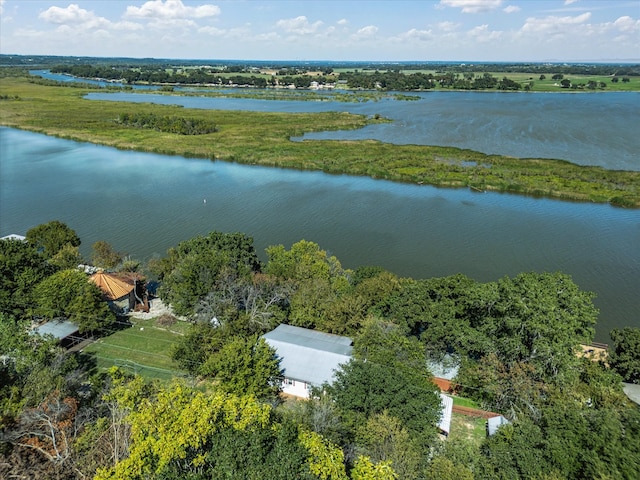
left=91, top=241, right=123, bottom=269
left=200, top=335, right=283, bottom=400
left=26, top=220, right=80, bottom=259
left=265, top=240, right=351, bottom=330
left=327, top=321, right=440, bottom=447
left=0, top=238, right=53, bottom=318
left=33, top=269, right=115, bottom=332
left=609, top=327, right=640, bottom=384
left=154, top=232, right=261, bottom=316
left=49, top=243, right=84, bottom=270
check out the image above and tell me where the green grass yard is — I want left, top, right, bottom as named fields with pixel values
left=81, top=317, right=189, bottom=381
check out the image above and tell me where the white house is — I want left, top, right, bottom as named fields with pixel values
left=262, top=324, right=353, bottom=398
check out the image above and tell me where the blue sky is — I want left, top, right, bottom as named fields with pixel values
left=1, top=0, right=638, bottom=61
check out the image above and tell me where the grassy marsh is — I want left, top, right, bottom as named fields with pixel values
left=1, top=76, right=638, bottom=207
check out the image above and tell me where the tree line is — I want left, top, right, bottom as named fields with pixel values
left=1, top=221, right=640, bottom=478
left=116, top=112, right=218, bottom=135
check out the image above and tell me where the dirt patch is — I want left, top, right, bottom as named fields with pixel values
left=128, top=297, right=187, bottom=321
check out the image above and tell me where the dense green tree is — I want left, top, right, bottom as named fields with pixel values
left=328, top=319, right=441, bottom=445
left=486, top=272, right=597, bottom=381
left=91, top=240, right=123, bottom=269
left=328, top=359, right=440, bottom=446
left=266, top=240, right=351, bottom=331
left=200, top=335, right=283, bottom=400
left=609, top=327, right=640, bottom=384
left=355, top=411, right=422, bottom=480
left=476, top=402, right=640, bottom=480
left=170, top=322, right=228, bottom=375
left=26, top=220, right=80, bottom=259
left=32, top=269, right=115, bottom=332
left=455, top=353, right=547, bottom=419
left=0, top=238, right=54, bottom=318
left=154, top=232, right=261, bottom=316
left=0, top=314, right=78, bottom=428
left=49, top=243, right=83, bottom=270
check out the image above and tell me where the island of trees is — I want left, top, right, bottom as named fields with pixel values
left=2, top=221, right=640, bottom=479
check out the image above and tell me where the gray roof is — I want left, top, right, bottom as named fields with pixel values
left=487, top=415, right=510, bottom=436
left=438, top=393, right=453, bottom=435
left=33, top=320, right=79, bottom=340
left=623, top=383, right=640, bottom=405
left=263, top=324, right=353, bottom=387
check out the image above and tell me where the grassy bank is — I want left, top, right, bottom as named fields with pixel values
left=1, top=76, right=639, bottom=207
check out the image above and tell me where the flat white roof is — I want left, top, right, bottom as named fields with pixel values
left=263, top=324, right=353, bottom=388
left=438, top=393, right=453, bottom=435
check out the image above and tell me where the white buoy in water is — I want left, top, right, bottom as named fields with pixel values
left=204, top=199, right=207, bottom=204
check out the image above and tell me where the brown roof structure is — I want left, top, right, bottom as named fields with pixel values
left=89, top=271, right=134, bottom=301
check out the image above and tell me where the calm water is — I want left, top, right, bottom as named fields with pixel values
left=1, top=127, right=638, bottom=342
left=86, top=90, right=640, bottom=171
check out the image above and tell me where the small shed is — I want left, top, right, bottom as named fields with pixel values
left=262, top=324, right=353, bottom=398
left=33, top=319, right=81, bottom=348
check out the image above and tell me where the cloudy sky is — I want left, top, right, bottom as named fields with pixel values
left=0, top=0, right=638, bottom=62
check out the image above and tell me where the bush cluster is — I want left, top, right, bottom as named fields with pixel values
left=116, top=112, right=217, bottom=135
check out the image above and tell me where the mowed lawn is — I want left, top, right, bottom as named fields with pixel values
left=82, top=317, right=190, bottom=381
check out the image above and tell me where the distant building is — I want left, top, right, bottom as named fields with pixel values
left=262, top=324, right=353, bottom=398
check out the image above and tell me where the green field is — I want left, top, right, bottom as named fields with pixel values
left=81, top=317, right=189, bottom=381
left=449, top=413, right=487, bottom=446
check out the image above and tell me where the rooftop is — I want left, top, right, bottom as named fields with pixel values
left=438, top=393, right=453, bottom=435
left=33, top=319, right=79, bottom=340
left=262, top=324, right=353, bottom=388
left=90, top=271, right=134, bottom=301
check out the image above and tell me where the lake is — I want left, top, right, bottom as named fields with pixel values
left=1, top=126, right=638, bottom=342
left=85, top=90, right=640, bottom=171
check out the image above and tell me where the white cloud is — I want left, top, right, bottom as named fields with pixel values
left=503, top=5, right=520, bottom=14
left=353, top=25, right=378, bottom=39
left=40, top=4, right=99, bottom=24
left=125, top=0, right=220, bottom=20
left=397, top=28, right=435, bottom=42
left=337, top=19, right=348, bottom=26
left=438, top=21, right=461, bottom=32
left=39, top=4, right=114, bottom=30
left=522, top=12, right=592, bottom=34
left=564, top=0, right=579, bottom=5
left=0, top=0, right=4, bottom=15
left=275, top=15, right=323, bottom=35
left=467, top=24, right=502, bottom=41
left=439, top=0, right=503, bottom=14
left=612, top=15, right=640, bottom=33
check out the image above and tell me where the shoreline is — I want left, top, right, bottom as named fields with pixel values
left=1, top=77, right=639, bottom=208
